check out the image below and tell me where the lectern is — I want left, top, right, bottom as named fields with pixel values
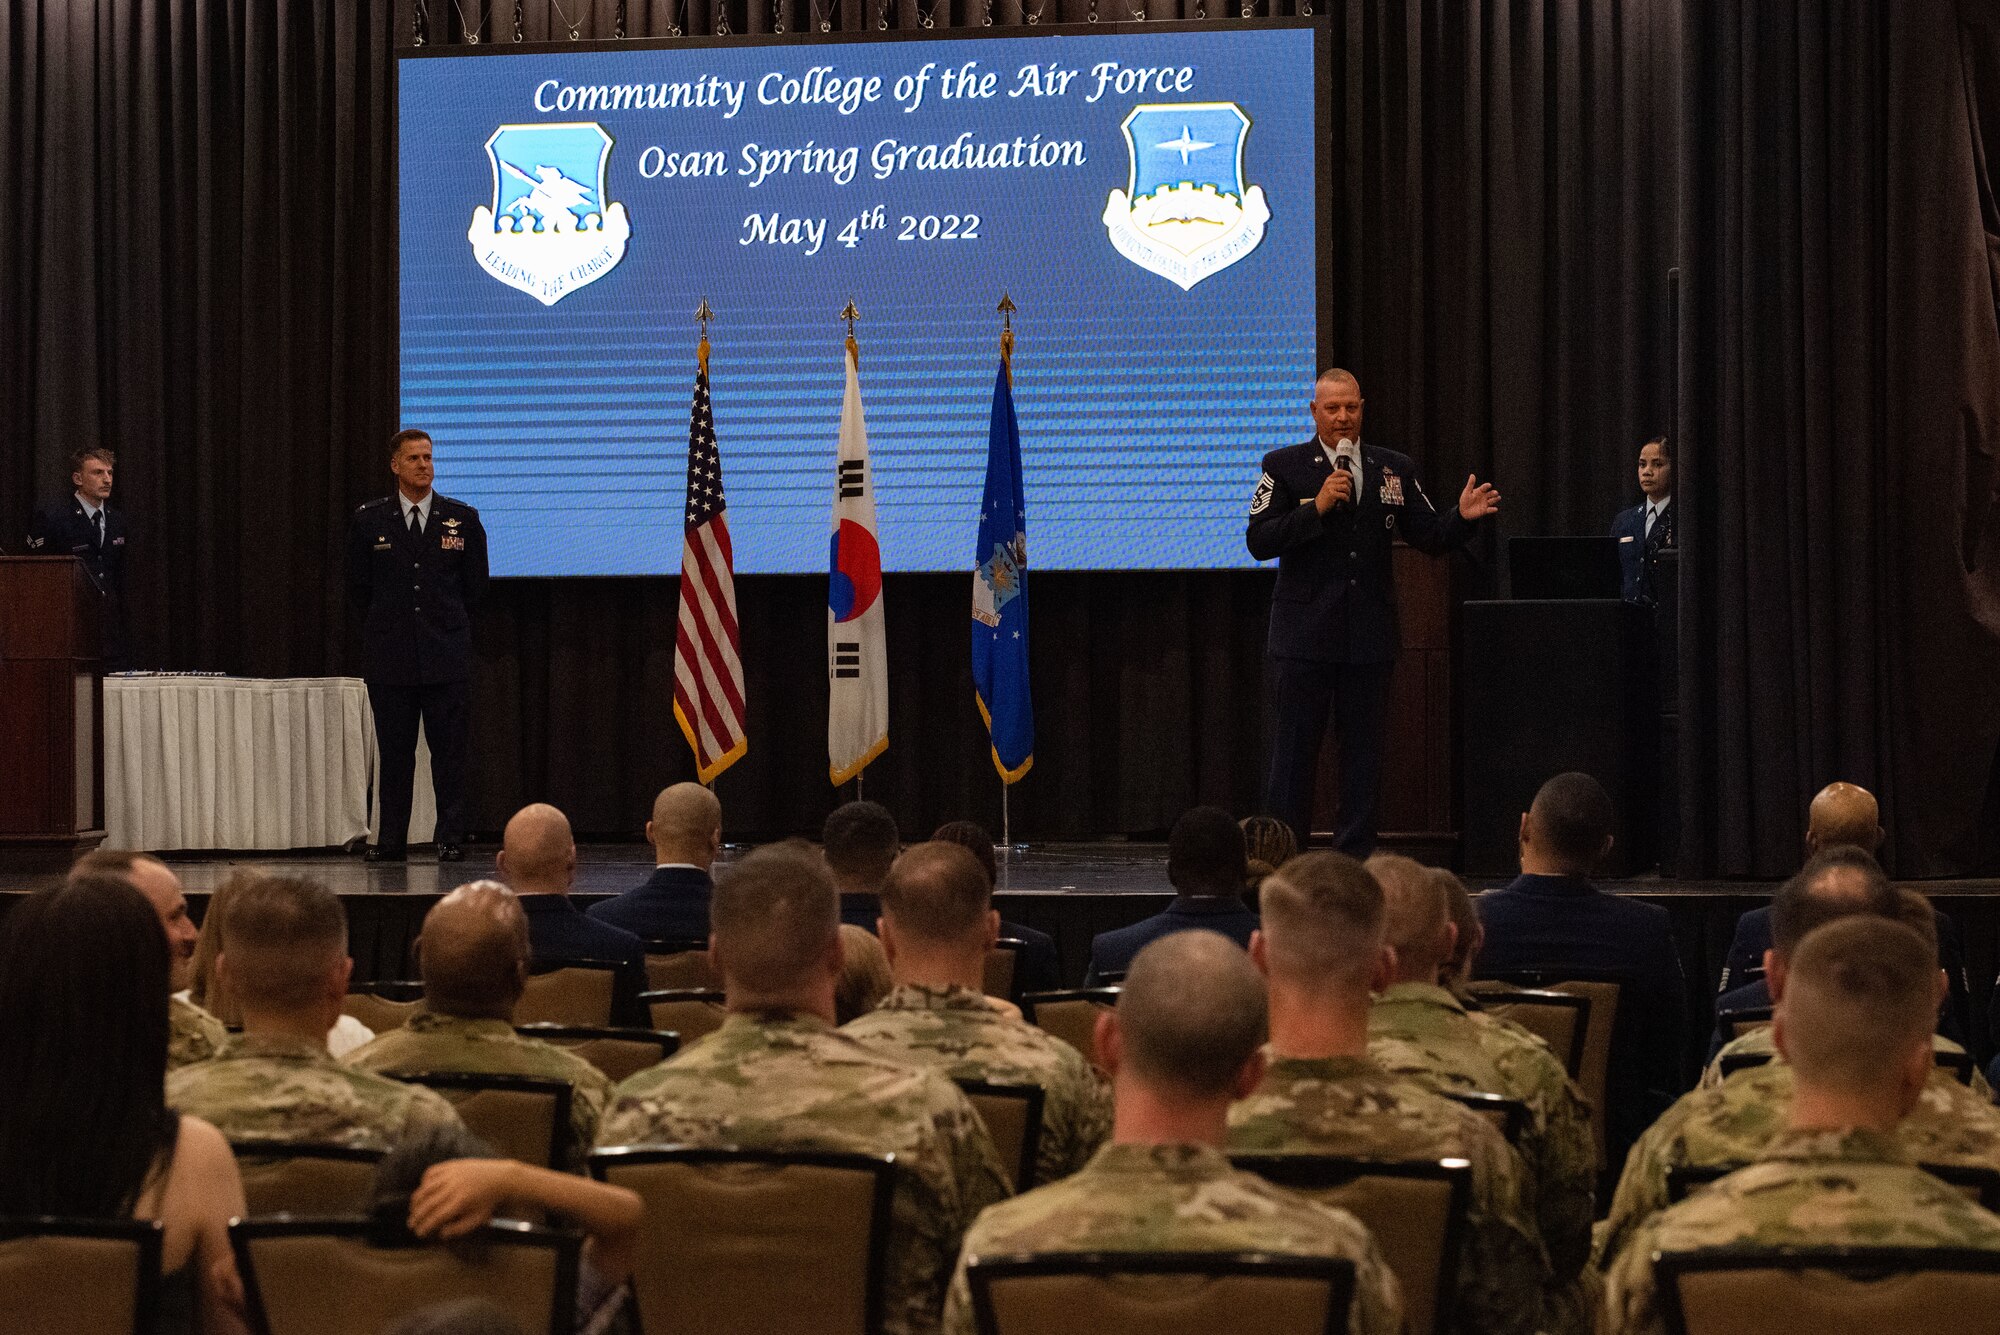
left=0, top=558, right=105, bottom=872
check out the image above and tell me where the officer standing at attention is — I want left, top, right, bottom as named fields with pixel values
left=1248, top=369, right=1500, bottom=855
left=1609, top=435, right=1674, bottom=604
left=346, top=428, right=488, bottom=863
left=26, top=447, right=131, bottom=668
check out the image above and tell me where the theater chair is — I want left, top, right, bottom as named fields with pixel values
left=1668, top=1161, right=2000, bottom=1211
left=640, top=989, right=729, bottom=1046
left=956, top=1079, right=1045, bottom=1191
left=983, top=938, right=1027, bottom=1004
left=230, top=1217, right=578, bottom=1335
left=1656, top=1245, right=2000, bottom=1335
left=1231, top=1155, right=1471, bottom=1335
left=1020, top=988, right=1121, bottom=1068
left=1440, top=1091, right=1532, bottom=1150
left=0, top=1218, right=161, bottom=1335
left=967, top=1251, right=1357, bottom=1335
left=230, top=1142, right=383, bottom=1217
left=589, top=1145, right=896, bottom=1335
left=1471, top=987, right=1591, bottom=1079
left=643, top=938, right=717, bottom=991
left=395, top=1072, right=573, bottom=1172
left=1472, top=974, right=1619, bottom=1167
left=517, top=959, right=620, bottom=1027
left=514, top=1023, right=679, bottom=1083
left=342, top=980, right=424, bottom=1034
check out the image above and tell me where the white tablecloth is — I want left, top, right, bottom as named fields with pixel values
left=105, top=675, right=434, bottom=851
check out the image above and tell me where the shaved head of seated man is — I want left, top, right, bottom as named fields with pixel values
left=165, top=875, right=463, bottom=1149
left=595, top=841, right=1010, bottom=1335
left=498, top=802, right=648, bottom=1025
left=588, top=783, right=724, bottom=943
left=350, top=881, right=613, bottom=1159
left=1601, top=917, right=2000, bottom=1335
left=938, top=929, right=1405, bottom=1335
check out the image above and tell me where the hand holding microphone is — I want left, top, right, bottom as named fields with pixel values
left=1314, top=438, right=1361, bottom=514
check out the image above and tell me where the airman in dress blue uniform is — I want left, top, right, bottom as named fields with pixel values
left=1609, top=436, right=1675, bottom=604
left=345, top=429, right=487, bottom=862
left=1247, top=370, right=1500, bottom=854
left=26, top=447, right=131, bottom=667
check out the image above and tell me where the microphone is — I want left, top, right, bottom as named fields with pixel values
left=1332, top=437, right=1361, bottom=507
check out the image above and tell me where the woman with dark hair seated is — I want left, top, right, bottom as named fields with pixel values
left=0, top=874, right=250, bottom=1334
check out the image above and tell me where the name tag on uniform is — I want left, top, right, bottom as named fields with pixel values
left=1619, top=535, right=1635, bottom=543
left=440, top=535, right=465, bottom=551
left=374, top=538, right=393, bottom=551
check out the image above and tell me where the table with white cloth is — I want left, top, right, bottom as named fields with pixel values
left=104, top=675, right=434, bottom=851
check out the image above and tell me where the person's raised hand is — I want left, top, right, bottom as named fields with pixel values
left=1458, top=475, right=1501, bottom=520
left=1315, top=468, right=1356, bottom=514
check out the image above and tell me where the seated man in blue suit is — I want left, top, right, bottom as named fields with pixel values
left=498, top=802, right=648, bottom=1026
left=1609, top=436, right=1675, bottom=604
left=587, top=782, right=719, bottom=943
left=1475, top=772, right=1686, bottom=1164
left=1086, top=806, right=1260, bottom=984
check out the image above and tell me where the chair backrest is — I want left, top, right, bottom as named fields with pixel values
left=230, top=1142, right=384, bottom=1217
left=0, top=1218, right=161, bottom=1335
left=1439, top=1091, right=1531, bottom=1149
left=231, top=1217, right=579, bottom=1335
left=966, top=1250, right=1356, bottom=1335
left=1477, top=974, right=1619, bottom=1166
left=644, top=939, right=717, bottom=991
left=342, top=981, right=425, bottom=1035
left=517, top=960, right=620, bottom=1026
left=1473, top=987, right=1591, bottom=1077
left=1658, top=1244, right=2000, bottom=1335
left=1935, top=1050, right=1977, bottom=1086
left=640, top=989, right=729, bottom=1046
left=396, top=1073, right=573, bottom=1171
left=984, top=939, right=1025, bottom=1003
left=1020, top=989, right=1121, bottom=1068
left=956, top=1080, right=1046, bottom=1191
left=1230, top=1156, right=1469, bottom=1335
left=1668, top=1162, right=2000, bottom=1212
left=1715, top=1006, right=1773, bottom=1041
left=589, top=1145, right=896, bottom=1335
left=514, top=1024, right=680, bottom=1084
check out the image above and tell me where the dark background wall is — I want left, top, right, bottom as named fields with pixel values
left=4, top=0, right=1996, bottom=872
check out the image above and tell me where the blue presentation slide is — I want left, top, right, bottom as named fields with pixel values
left=398, top=23, right=1324, bottom=576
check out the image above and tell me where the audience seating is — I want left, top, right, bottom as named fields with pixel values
left=1655, top=1244, right=2000, bottom=1335
left=1472, top=974, right=1620, bottom=1166
left=984, top=937, right=1027, bottom=1003
left=229, top=1217, right=579, bottom=1335
left=229, top=1141, right=384, bottom=1217
left=1715, top=1049, right=1976, bottom=1086
left=0, top=1217, right=162, bottom=1335
left=517, top=959, right=621, bottom=1027
left=640, top=989, right=729, bottom=1045
left=643, top=938, right=718, bottom=991
left=589, top=1145, right=896, bottom=1335
left=955, top=1079, right=1046, bottom=1191
left=342, top=980, right=424, bottom=1035
left=1231, top=1156, right=1470, bottom=1335
left=1713, top=1006, right=1773, bottom=1042
left=966, top=1251, right=1357, bottom=1335
left=1019, top=988, right=1121, bottom=1067
left=1470, top=987, right=1591, bottom=1078
left=394, top=1072, right=573, bottom=1172
left=1667, top=1161, right=2000, bottom=1211
left=513, top=1023, right=679, bottom=1083
left=1439, top=1091, right=1532, bottom=1150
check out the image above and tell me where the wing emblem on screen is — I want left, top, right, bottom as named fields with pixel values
left=1102, top=102, right=1270, bottom=292
left=469, top=121, right=631, bottom=306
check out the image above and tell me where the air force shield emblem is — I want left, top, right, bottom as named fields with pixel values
left=469, top=122, right=631, bottom=306
left=1102, top=102, right=1270, bottom=291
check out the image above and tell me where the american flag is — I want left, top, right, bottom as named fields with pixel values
left=673, top=360, right=747, bottom=782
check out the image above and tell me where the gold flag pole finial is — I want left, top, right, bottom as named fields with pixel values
left=997, top=293, right=1017, bottom=368
left=840, top=300, right=861, bottom=365
left=695, top=298, right=714, bottom=375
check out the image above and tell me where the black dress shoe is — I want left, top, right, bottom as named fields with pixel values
left=437, top=843, right=465, bottom=863
left=363, top=846, right=407, bottom=864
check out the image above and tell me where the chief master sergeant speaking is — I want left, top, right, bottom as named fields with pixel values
left=1248, top=368, right=1500, bottom=856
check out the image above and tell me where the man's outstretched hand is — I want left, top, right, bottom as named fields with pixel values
left=1459, top=475, right=1502, bottom=520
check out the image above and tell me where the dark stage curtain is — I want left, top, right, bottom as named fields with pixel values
left=1677, top=0, right=2000, bottom=876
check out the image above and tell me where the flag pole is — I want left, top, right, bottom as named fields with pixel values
left=695, top=296, right=715, bottom=789
left=847, top=296, right=861, bottom=811
left=996, top=292, right=1020, bottom=860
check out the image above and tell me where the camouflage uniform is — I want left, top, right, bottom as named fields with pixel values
left=1702, top=1024, right=1993, bottom=1097
left=1370, top=981, right=1598, bottom=1334
left=165, top=1031, right=463, bottom=1149
left=940, top=1142, right=1402, bottom=1335
left=596, top=1011, right=1011, bottom=1335
left=1226, top=1052, right=1548, bottom=1335
left=348, top=1011, right=613, bottom=1162
left=1599, top=1057, right=2000, bottom=1266
left=169, top=994, right=228, bottom=1069
left=842, top=983, right=1112, bottom=1185
left=1602, top=1127, right=2000, bottom=1335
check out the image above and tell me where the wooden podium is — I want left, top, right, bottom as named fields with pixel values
left=0, top=558, right=105, bottom=872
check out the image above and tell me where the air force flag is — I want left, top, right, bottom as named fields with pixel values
left=469, top=122, right=630, bottom=306
left=972, top=356, right=1033, bottom=783
left=828, top=340, right=888, bottom=786
left=1102, top=102, right=1269, bottom=291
